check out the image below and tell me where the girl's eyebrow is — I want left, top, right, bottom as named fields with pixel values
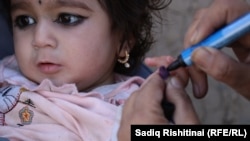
left=11, top=1, right=31, bottom=12
left=52, top=0, right=93, bottom=11
left=11, top=0, right=93, bottom=12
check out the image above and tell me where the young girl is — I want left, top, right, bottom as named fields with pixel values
left=0, top=0, right=171, bottom=140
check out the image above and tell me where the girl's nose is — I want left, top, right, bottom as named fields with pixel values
left=31, top=21, right=57, bottom=49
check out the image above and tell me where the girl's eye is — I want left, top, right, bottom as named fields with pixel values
left=55, top=13, right=84, bottom=26
left=14, top=15, right=36, bottom=29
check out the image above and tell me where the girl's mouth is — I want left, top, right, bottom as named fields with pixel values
left=37, top=62, right=62, bottom=74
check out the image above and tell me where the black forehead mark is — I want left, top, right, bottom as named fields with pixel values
left=38, top=0, right=42, bottom=5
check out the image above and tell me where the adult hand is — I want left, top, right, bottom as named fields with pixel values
left=145, top=56, right=190, bottom=88
left=118, top=70, right=199, bottom=141
left=184, top=0, right=250, bottom=99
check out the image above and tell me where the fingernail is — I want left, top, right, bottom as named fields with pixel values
left=192, top=48, right=212, bottom=71
left=144, top=57, right=152, bottom=62
left=194, top=84, right=201, bottom=97
left=190, top=30, right=199, bottom=45
left=159, top=66, right=169, bottom=80
left=170, top=76, right=183, bottom=89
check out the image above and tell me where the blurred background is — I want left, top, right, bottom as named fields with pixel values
left=147, top=0, right=250, bottom=124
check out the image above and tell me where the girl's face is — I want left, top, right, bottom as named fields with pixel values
left=11, top=0, right=123, bottom=91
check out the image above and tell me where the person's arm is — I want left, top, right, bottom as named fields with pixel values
left=184, top=0, right=250, bottom=99
left=118, top=70, right=199, bottom=141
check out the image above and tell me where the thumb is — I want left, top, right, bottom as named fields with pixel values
left=192, top=47, right=250, bottom=99
left=166, top=76, right=199, bottom=124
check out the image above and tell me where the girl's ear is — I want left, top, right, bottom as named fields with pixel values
left=117, top=39, right=134, bottom=68
left=118, top=37, right=135, bottom=58
left=118, top=41, right=130, bottom=58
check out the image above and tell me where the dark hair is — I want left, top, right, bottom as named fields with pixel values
left=2, top=0, right=11, bottom=28
left=98, top=0, right=172, bottom=75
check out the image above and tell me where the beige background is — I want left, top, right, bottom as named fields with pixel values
left=147, top=0, right=250, bottom=124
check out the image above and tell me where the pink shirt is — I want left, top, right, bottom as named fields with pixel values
left=0, top=55, right=145, bottom=141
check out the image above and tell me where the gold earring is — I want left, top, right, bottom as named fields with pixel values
left=118, top=51, right=130, bottom=68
